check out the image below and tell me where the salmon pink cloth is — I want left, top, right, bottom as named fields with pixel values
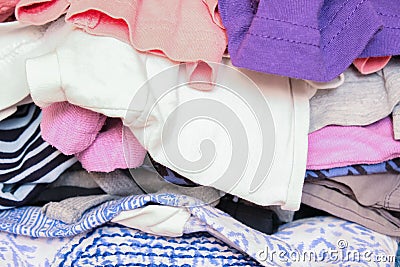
left=16, top=0, right=69, bottom=24
left=353, top=56, right=392, bottom=75
left=41, top=101, right=146, bottom=172
left=0, top=0, right=18, bottom=22
left=16, top=0, right=227, bottom=88
left=307, top=117, right=400, bottom=170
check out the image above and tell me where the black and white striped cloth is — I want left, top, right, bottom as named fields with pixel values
left=0, top=104, right=76, bottom=209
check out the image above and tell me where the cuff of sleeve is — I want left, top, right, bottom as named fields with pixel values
left=26, top=52, right=65, bottom=107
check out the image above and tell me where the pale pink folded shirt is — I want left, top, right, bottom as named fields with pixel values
left=16, top=0, right=227, bottom=88
left=353, top=56, right=392, bottom=75
left=41, top=102, right=146, bottom=172
left=307, top=116, right=400, bottom=170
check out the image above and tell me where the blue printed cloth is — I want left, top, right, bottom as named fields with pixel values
left=0, top=225, right=259, bottom=267
left=305, top=158, right=400, bottom=179
left=0, top=193, right=397, bottom=266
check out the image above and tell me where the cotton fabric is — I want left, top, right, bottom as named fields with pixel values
left=26, top=28, right=315, bottom=209
left=310, top=59, right=400, bottom=134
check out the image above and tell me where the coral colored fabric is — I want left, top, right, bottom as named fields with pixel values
left=16, top=0, right=227, bottom=88
left=16, top=0, right=69, bottom=25
left=0, top=0, right=18, bottom=22
left=41, top=102, right=146, bottom=172
left=307, top=117, right=400, bottom=170
left=66, top=0, right=227, bottom=89
left=353, top=56, right=392, bottom=75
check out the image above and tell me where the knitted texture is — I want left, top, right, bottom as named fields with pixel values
left=76, top=118, right=146, bottom=172
left=89, top=170, right=145, bottom=196
left=42, top=194, right=117, bottom=224
left=307, top=116, right=400, bottom=169
left=41, top=101, right=106, bottom=155
left=41, top=102, right=146, bottom=172
left=309, top=59, right=400, bottom=134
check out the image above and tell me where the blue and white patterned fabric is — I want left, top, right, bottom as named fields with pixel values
left=52, top=226, right=259, bottom=267
left=0, top=194, right=397, bottom=266
left=305, top=158, right=400, bottom=179
left=0, top=232, right=75, bottom=266
left=0, top=225, right=259, bottom=267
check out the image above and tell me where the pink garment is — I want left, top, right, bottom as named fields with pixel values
left=76, top=118, right=146, bottom=173
left=41, top=102, right=146, bottom=172
left=41, top=101, right=106, bottom=155
left=16, top=0, right=69, bottom=25
left=66, top=0, right=226, bottom=90
left=307, top=117, right=400, bottom=170
left=353, top=56, right=392, bottom=75
left=0, top=0, right=17, bottom=22
left=16, top=0, right=227, bottom=89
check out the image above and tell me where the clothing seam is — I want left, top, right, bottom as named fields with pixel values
left=385, top=179, right=400, bottom=210
left=246, top=32, right=319, bottom=47
left=385, top=26, right=400, bottom=30
left=253, top=16, right=319, bottom=30
left=377, top=12, right=400, bottom=18
left=319, top=0, right=351, bottom=31
left=303, top=191, right=398, bottom=229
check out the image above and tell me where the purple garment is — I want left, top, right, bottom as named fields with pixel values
left=360, top=1, right=400, bottom=57
left=219, top=0, right=399, bottom=82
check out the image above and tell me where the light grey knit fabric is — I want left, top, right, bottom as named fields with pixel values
left=42, top=195, right=118, bottom=224
left=42, top=162, right=220, bottom=224
left=310, top=58, right=400, bottom=136
left=89, top=170, right=145, bottom=196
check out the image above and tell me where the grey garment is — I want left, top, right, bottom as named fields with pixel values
left=301, top=173, right=400, bottom=237
left=42, top=160, right=220, bottom=224
left=42, top=195, right=118, bottom=224
left=309, top=58, right=400, bottom=135
left=89, top=170, right=145, bottom=196
left=50, top=168, right=100, bottom=189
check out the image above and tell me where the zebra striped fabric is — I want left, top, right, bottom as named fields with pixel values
left=0, top=104, right=76, bottom=209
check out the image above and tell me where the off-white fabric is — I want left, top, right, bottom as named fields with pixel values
left=26, top=28, right=315, bottom=210
left=112, top=205, right=191, bottom=237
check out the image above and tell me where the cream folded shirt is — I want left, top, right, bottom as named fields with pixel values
left=111, top=205, right=191, bottom=237
left=0, top=18, right=72, bottom=120
left=26, top=29, right=315, bottom=210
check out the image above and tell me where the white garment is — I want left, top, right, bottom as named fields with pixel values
left=26, top=28, right=315, bottom=210
left=0, top=19, right=72, bottom=117
left=111, top=205, right=190, bottom=237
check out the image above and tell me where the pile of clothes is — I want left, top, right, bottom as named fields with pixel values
left=0, top=0, right=399, bottom=266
